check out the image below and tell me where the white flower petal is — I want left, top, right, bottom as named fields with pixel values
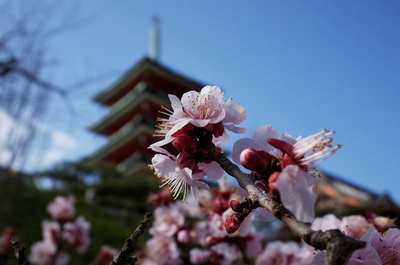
left=223, top=102, right=247, bottom=125
left=252, top=125, right=279, bottom=152
left=276, top=165, right=319, bottom=222
left=198, top=161, right=224, bottom=181
left=224, top=124, right=248, bottom=134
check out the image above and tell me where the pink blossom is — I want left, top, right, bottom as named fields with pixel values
left=149, top=204, right=185, bottom=237
left=232, top=125, right=295, bottom=165
left=41, top=220, right=61, bottom=242
left=316, top=228, right=381, bottom=265
left=275, top=165, right=319, bottom=222
left=311, top=214, right=341, bottom=232
left=54, top=251, right=71, bottom=265
left=255, top=241, right=314, bottom=265
left=29, top=240, right=57, bottom=265
left=341, top=215, right=375, bottom=240
left=267, top=129, right=342, bottom=170
left=313, top=221, right=399, bottom=264
left=150, top=153, right=210, bottom=203
left=189, top=248, right=210, bottom=264
left=151, top=86, right=247, bottom=148
left=95, top=245, right=118, bottom=265
left=211, top=242, right=242, bottom=265
left=63, top=216, right=91, bottom=254
left=141, top=235, right=181, bottom=265
left=191, top=221, right=208, bottom=246
left=177, top=189, right=212, bottom=219
left=350, top=228, right=400, bottom=265
left=366, top=212, right=397, bottom=233
left=47, top=196, right=75, bottom=223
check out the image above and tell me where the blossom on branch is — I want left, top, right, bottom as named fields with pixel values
left=41, top=220, right=61, bottom=243
left=47, top=196, right=75, bottom=223
left=94, top=246, right=118, bottom=265
left=275, top=165, right=319, bottom=222
left=231, top=125, right=341, bottom=222
left=151, top=85, right=247, bottom=149
left=149, top=204, right=185, bottom=237
left=255, top=241, right=314, bottom=265
left=150, top=152, right=210, bottom=203
left=63, top=216, right=91, bottom=254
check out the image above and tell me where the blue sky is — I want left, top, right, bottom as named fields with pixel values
left=14, top=1, right=400, bottom=203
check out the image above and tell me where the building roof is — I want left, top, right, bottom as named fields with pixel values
left=94, top=57, right=204, bottom=106
left=89, top=82, right=168, bottom=136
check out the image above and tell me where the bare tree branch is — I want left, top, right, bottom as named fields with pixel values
left=10, top=238, right=30, bottom=265
left=110, top=213, right=152, bottom=265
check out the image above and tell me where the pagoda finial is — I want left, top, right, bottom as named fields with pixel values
left=149, top=16, right=160, bottom=62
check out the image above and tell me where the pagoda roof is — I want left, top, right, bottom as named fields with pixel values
left=94, top=57, right=204, bottom=106
left=89, top=82, right=168, bottom=136
left=84, top=118, right=156, bottom=166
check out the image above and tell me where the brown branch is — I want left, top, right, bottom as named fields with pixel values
left=109, top=213, right=152, bottom=265
left=9, top=238, right=30, bottom=265
left=200, top=132, right=365, bottom=265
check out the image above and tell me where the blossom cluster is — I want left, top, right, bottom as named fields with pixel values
left=29, top=196, right=91, bottom=265
left=149, top=86, right=247, bottom=202
left=149, top=86, right=341, bottom=226
left=312, top=213, right=398, bottom=265
left=140, top=178, right=398, bottom=265
left=140, top=178, right=264, bottom=265
left=145, top=85, right=400, bottom=264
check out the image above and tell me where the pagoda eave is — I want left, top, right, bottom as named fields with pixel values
left=93, top=57, right=203, bottom=106
left=84, top=124, right=155, bottom=166
left=89, top=85, right=167, bottom=136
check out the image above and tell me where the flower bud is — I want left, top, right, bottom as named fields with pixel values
left=240, top=148, right=273, bottom=173
left=230, top=200, right=242, bottom=212
left=268, top=172, right=281, bottom=192
left=205, top=236, right=223, bottom=246
left=225, top=213, right=244, bottom=234
left=177, top=229, right=191, bottom=244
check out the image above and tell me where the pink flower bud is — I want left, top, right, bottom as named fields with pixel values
left=239, top=148, right=273, bottom=173
left=177, top=229, right=191, bottom=244
left=230, top=200, right=242, bottom=212
left=205, top=236, right=223, bottom=246
left=268, top=172, right=281, bottom=192
left=225, top=214, right=242, bottom=234
left=267, top=138, right=293, bottom=156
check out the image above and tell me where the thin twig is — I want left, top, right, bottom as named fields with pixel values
left=10, top=238, right=30, bottom=265
left=109, top=213, right=152, bottom=265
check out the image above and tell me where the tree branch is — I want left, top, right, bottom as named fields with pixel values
left=109, top=213, right=152, bottom=265
left=201, top=132, right=365, bottom=265
left=10, top=238, right=30, bottom=265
